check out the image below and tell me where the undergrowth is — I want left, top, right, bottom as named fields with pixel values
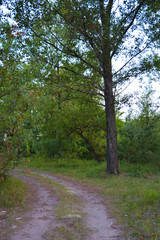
left=0, top=176, right=26, bottom=208
left=0, top=176, right=27, bottom=240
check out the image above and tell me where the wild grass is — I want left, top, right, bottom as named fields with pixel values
left=21, top=156, right=159, bottom=178
left=0, top=176, right=27, bottom=240
left=96, top=175, right=160, bottom=240
left=0, top=176, right=27, bottom=208
left=21, top=156, right=160, bottom=240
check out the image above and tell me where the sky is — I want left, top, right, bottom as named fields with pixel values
left=113, top=57, right=160, bottom=118
left=120, top=77, right=160, bottom=118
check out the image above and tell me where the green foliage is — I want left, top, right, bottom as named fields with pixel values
left=0, top=176, right=26, bottom=208
left=118, top=87, right=160, bottom=165
left=0, top=21, right=46, bottom=178
left=0, top=143, right=18, bottom=180
left=1, top=0, right=159, bottom=175
left=32, top=138, right=69, bottom=158
left=0, top=21, right=28, bottom=179
left=118, top=116, right=160, bottom=164
left=11, top=0, right=160, bottom=174
left=26, top=79, right=106, bottom=161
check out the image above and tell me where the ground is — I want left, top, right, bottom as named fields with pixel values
left=1, top=170, right=124, bottom=240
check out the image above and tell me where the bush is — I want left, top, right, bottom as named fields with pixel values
left=0, top=142, right=18, bottom=181
left=118, top=114, right=160, bottom=165
left=32, top=138, right=69, bottom=158
left=0, top=176, right=26, bottom=207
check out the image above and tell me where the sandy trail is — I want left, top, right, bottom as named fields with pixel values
left=38, top=172, right=122, bottom=240
left=10, top=171, right=123, bottom=240
left=10, top=174, right=57, bottom=240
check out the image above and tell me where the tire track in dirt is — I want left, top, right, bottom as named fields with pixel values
left=35, top=172, right=123, bottom=240
left=10, top=171, right=123, bottom=240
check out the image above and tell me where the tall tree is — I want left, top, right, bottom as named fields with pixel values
left=11, top=0, right=160, bottom=174
left=0, top=18, right=41, bottom=178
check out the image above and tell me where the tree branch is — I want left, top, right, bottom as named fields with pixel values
left=52, top=3, right=102, bottom=62
left=0, top=89, right=16, bottom=99
left=30, top=26, right=103, bottom=76
left=59, top=83, right=105, bottom=98
left=60, top=96, right=105, bottom=107
left=111, top=0, right=146, bottom=58
left=113, top=40, right=152, bottom=77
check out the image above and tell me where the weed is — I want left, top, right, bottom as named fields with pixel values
left=0, top=176, right=27, bottom=240
left=0, top=176, right=26, bottom=208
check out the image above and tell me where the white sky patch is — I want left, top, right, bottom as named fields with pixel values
left=118, top=77, right=160, bottom=119
left=0, top=60, right=4, bottom=66
left=112, top=54, right=160, bottom=119
left=0, top=5, right=10, bottom=15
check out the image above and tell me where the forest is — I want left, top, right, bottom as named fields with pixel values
left=0, top=0, right=160, bottom=239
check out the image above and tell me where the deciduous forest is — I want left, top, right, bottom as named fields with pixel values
left=0, top=1, right=160, bottom=239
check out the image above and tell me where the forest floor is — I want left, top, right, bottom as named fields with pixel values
left=2, top=169, right=124, bottom=240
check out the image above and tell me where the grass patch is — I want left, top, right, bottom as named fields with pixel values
left=119, top=161, right=159, bottom=177
left=0, top=176, right=27, bottom=240
left=21, top=157, right=99, bottom=177
left=0, top=176, right=27, bottom=208
left=21, top=156, right=159, bottom=178
left=43, top=218, right=88, bottom=240
left=21, top=157, right=160, bottom=240
left=43, top=225, right=82, bottom=240
left=96, top=175, right=160, bottom=240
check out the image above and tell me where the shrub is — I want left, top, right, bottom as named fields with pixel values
left=118, top=114, right=160, bottom=165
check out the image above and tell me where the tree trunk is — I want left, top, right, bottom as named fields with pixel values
left=77, top=132, right=102, bottom=163
left=104, top=73, right=119, bottom=174
left=101, top=37, right=119, bottom=174
left=99, top=0, right=119, bottom=174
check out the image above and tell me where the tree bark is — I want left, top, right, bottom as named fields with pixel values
left=104, top=74, right=119, bottom=174
left=77, top=132, right=102, bottom=163
left=99, top=0, right=119, bottom=174
left=102, top=50, right=119, bottom=174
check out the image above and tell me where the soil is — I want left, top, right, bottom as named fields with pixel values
left=5, top=170, right=124, bottom=240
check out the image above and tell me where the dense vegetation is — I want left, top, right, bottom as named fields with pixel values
left=1, top=0, right=160, bottom=174
left=0, top=1, right=160, bottom=238
left=0, top=60, right=159, bottom=179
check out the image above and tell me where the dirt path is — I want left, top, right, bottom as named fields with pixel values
left=9, top=171, right=123, bottom=240
left=10, top=173, right=57, bottom=240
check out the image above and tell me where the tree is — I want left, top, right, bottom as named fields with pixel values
left=0, top=19, right=41, bottom=179
left=25, top=74, right=106, bottom=161
left=118, top=86, right=160, bottom=166
left=11, top=0, right=160, bottom=174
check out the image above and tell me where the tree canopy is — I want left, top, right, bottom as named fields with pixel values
left=0, top=0, right=160, bottom=175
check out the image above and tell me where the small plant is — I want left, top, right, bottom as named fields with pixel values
left=0, top=176, right=27, bottom=208
left=0, top=142, right=18, bottom=181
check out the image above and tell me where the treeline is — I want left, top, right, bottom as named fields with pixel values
left=1, top=63, right=159, bottom=181
left=29, top=87, right=160, bottom=165
left=0, top=77, right=159, bottom=180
